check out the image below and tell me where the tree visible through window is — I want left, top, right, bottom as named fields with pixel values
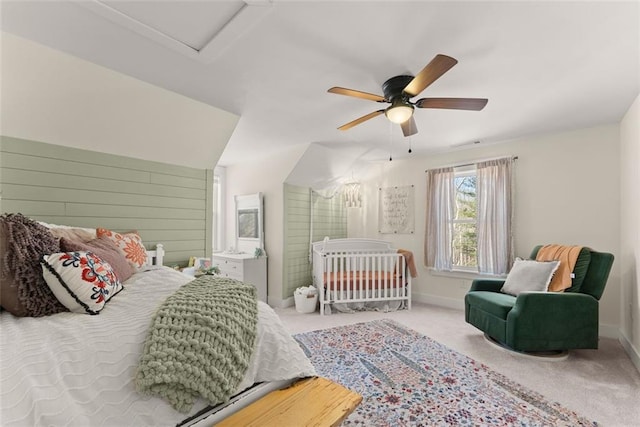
left=425, top=157, right=514, bottom=274
left=452, top=171, right=477, bottom=269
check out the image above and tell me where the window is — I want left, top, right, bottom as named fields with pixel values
left=212, top=167, right=225, bottom=252
left=425, top=157, right=514, bottom=275
left=451, top=169, right=477, bottom=270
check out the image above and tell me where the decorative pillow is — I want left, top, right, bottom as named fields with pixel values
left=60, top=237, right=135, bottom=283
left=41, top=251, right=123, bottom=315
left=96, top=228, right=148, bottom=271
left=0, top=221, right=27, bottom=316
left=49, top=227, right=96, bottom=243
left=39, top=222, right=97, bottom=239
left=501, top=258, right=561, bottom=296
left=1, top=213, right=66, bottom=317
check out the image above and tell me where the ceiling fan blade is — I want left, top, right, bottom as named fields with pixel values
left=328, top=87, right=386, bottom=102
left=401, top=116, right=418, bottom=137
left=402, top=54, right=458, bottom=97
left=415, top=97, right=488, bottom=110
left=337, top=110, right=385, bottom=131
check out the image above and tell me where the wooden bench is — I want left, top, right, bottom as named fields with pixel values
left=215, top=377, right=362, bottom=427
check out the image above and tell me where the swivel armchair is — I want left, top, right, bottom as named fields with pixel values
left=465, top=246, right=614, bottom=352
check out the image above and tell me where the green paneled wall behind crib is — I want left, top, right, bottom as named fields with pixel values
left=0, top=136, right=212, bottom=266
left=282, top=183, right=346, bottom=299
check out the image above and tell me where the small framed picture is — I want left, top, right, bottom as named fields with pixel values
left=193, top=258, right=211, bottom=270
left=193, top=257, right=211, bottom=270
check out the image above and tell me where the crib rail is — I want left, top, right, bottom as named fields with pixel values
left=314, top=250, right=412, bottom=315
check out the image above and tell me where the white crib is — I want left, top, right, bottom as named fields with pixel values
left=312, top=238, right=412, bottom=315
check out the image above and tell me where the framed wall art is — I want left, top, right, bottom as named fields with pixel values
left=378, top=185, right=415, bottom=234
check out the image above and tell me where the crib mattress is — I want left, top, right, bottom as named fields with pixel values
left=323, top=271, right=405, bottom=291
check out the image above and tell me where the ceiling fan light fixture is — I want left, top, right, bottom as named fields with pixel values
left=330, top=54, right=487, bottom=135
left=385, top=101, right=414, bottom=124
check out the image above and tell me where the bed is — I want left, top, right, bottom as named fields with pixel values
left=0, top=216, right=315, bottom=426
left=312, top=238, right=414, bottom=315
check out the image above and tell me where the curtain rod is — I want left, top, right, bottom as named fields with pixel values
left=424, top=155, right=518, bottom=172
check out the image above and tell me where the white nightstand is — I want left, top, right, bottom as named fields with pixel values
left=212, top=253, right=267, bottom=302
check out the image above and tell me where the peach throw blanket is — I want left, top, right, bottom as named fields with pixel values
left=398, top=249, right=418, bottom=278
left=535, top=244, right=583, bottom=292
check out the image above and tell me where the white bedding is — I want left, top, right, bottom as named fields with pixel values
left=0, top=267, right=315, bottom=426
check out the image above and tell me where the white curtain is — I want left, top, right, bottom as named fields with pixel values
left=476, top=157, right=514, bottom=275
left=424, top=167, right=455, bottom=270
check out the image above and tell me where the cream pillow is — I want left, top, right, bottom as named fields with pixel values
left=501, top=258, right=560, bottom=296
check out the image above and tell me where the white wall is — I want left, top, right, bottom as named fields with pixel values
left=224, top=144, right=308, bottom=307
left=357, top=125, right=621, bottom=331
left=0, top=32, right=238, bottom=170
left=620, top=93, right=640, bottom=367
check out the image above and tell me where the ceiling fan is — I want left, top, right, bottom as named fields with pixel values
left=328, top=54, right=488, bottom=137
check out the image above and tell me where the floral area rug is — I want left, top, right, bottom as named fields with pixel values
left=294, top=319, right=596, bottom=426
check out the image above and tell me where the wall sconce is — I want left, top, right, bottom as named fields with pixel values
left=343, top=182, right=362, bottom=208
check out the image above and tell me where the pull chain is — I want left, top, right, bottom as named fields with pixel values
left=389, top=121, right=393, bottom=161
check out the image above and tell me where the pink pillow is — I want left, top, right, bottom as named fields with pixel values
left=60, top=237, right=135, bottom=283
left=96, top=228, right=148, bottom=271
left=49, top=227, right=96, bottom=243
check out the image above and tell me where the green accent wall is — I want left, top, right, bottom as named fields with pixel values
left=282, top=183, right=346, bottom=298
left=310, top=189, right=347, bottom=243
left=0, top=136, right=212, bottom=266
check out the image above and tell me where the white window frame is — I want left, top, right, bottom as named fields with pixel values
left=450, top=166, right=478, bottom=273
left=212, top=166, right=226, bottom=253
left=426, top=157, right=514, bottom=280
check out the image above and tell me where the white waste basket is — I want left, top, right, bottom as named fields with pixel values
left=294, top=293, right=318, bottom=314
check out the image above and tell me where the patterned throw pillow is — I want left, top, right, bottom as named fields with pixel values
left=41, top=251, right=124, bottom=315
left=96, top=228, right=148, bottom=271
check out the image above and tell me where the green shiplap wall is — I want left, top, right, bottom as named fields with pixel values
left=311, top=190, right=347, bottom=243
left=282, top=183, right=346, bottom=299
left=283, top=184, right=312, bottom=299
left=0, top=136, right=212, bottom=266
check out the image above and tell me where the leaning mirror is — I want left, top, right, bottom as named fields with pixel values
left=234, top=192, right=264, bottom=254
left=237, top=208, right=259, bottom=239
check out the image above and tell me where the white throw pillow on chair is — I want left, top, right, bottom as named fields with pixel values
left=501, top=258, right=560, bottom=296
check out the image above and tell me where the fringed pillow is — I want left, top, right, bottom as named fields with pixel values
left=0, top=213, right=66, bottom=317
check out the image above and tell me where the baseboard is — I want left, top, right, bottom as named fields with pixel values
left=599, top=323, right=619, bottom=339
left=619, top=330, right=640, bottom=374
left=281, top=296, right=294, bottom=308
left=268, top=295, right=294, bottom=309
left=412, top=292, right=465, bottom=311
left=413, top=292, right=623, bottom=341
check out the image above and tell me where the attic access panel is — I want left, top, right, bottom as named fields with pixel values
left=83, top=1, right=272, bottom=62
left=101, top=1, right=243, bottom=50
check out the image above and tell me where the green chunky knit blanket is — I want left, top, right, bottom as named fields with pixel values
left=135, top=276, right=258, bottom=413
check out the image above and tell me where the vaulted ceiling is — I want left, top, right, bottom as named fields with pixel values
left=1, top=1, right=638, bottom=167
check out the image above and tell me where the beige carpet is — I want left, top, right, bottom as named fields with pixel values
left=275, top=303, right=640, bottom=427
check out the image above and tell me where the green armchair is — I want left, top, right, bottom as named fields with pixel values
left=464, top=246, right=614, bottom=352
